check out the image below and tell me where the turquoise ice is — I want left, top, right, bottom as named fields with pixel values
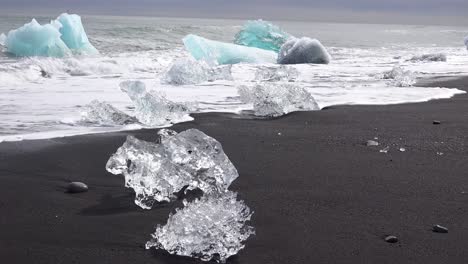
left=183, top=34, right=277, bottom=65
left=234, top=20, right=291, bottom=52
left=2, top=13, right=97, bottom=57
left=54, top=13, right=98, bottom=55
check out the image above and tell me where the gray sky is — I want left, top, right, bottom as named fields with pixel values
left=2, top=0, right=467, bottom=25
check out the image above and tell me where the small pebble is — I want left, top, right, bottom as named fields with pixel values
left=67, top=182, right=88, bottom=193
left=366, top=140, right=379, bottom=147
left=384, top=235, right=399, bottom=243
left=433, top=120, right=441, bottom=125
left=432, top=224, right=448, bottom=233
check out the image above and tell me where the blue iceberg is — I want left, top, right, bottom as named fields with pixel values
left=53, top=13, right=98, bottom=55
left=183, top=34, right=277, bottom=65
left=278, top=37, right=331, bottom=64
left=2, top=13, right=97, bottom=57
left=3, top=19, right=71, bottom=57
left=234, top=20, right=291, bottom=52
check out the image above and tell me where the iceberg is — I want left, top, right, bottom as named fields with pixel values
left=145, top=191, right=254, bottom=263
left=120, top=81, right=193, bottom=126
left=238, top=83, right=320, bottom=117
left=162, top=58, right=233, bottom=85
left=2, top=13, right=97, bottom=57
left=81, top=100, right=137, bottom=125
left=3, top=19, right=71, bottom=57
left=278, top=37, right=331, bottom=64
left=106, top=128, right=239, bottom=209
left=382, top=66, right=416, bottom=87
left=234, top=20, right=291, bottom=52
left=53, top=13, right=98, bottom=55
left=408, top=53, right=447, bottom=62
left=183, top=34, right=277, bottom=65
left=255, top=65, right=299, bottom=82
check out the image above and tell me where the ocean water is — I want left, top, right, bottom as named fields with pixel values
left=0, top=15, right=467, bottom=141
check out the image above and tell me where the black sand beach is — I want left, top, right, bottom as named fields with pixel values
left=1, top=77, right=468, bottom=263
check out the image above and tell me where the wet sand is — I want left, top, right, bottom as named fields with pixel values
left=1, top=76, right=468, bottom=263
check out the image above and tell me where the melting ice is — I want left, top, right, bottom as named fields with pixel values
left=81, top=100, right=137, bottom=125
left=255, top=65, right=299, bottom=82
left=234, top=20, right=291, bottom=52
left=278, top=37, right=331, bottom=64
left=146, top=191, right=254, bottom=263
left=382, top=66, right=416, bottom=87
left=238, top=83, right=320, bottom=117
left=408, top=53, right=447, bottom=62
left=162, top=58, right=233, bottom=85
left=106, top=128, right=239, bottom=209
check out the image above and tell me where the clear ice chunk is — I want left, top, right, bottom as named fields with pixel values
left=465, top=36, right=468, bottom=50
left=145, top=191, right=255, bottom=263
left=408, top=53, right=447, bottom=62
left=120, top=81, right=193, bottom=126
left=238, top=83, right=320, bottom=117
left=105, top=128, right=239, bottom=209
left=81, top=100, right=137, bottom=125
left=3, top=19, right=71, bottom=57
left=254, top=65, right=299, bottom=82
left=53, top=13, right=99, bottom=55
left=278, top=37, right=331, bottom=64
left=234, top=20, right=291, bottom=52
left=382, top=66, right=416, bottom=87
left=183, top=34, right=277, bottom=65
left=162, top=58, right=233, bottom=85
left=0, top=33, right=6, bottom=46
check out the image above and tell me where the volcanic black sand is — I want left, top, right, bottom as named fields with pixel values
left=1, top=77, right=468, bottom=264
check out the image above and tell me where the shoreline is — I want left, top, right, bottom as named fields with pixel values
left=1, top=76, right=468, bottom=263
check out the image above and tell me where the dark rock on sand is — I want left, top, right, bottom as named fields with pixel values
left=432, top=225, right=448, bottom=233
left=67, top=182, right=88, bottom=193
left=384, top=235, right=399, bottom=243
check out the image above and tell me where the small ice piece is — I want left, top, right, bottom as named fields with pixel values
left=3, top=19, right=71, bottom=57
left=408, top=53, right=447, bottom=62
left=145, top=191, right=255, bottom=263
left=120, top=81, right=193, bottom=126
left=81, top=100, right=137, bottom=125
left=436, top=152, right=444, bottom=156
left=399, top=147, right=406, bottom=152
left=278, top=37, right=331, bottom=64
left=366, top=140, right=379, bottom=147
left=254, top=65, right=299, bottom=82
left=382, top=66, right=416, bottom=87
left=234, top=19, right=291, bottom=52
left=0, top=33, right=6, bottom=46
left=238, top=83, right=319, bottom=117
left=53, top=13, right=98, bottom=55
left=465, top=36, right=468, bottom=50
left=380, top=146, right=390, bottom=153
left=162, top=58, right=233, bottom=85
left=183, top=34, right=277, bottom=65
left=106, top=129, right=239, bottom=209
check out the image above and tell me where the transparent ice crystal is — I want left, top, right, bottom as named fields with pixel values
left=106, top=128, right=239, bottom=209
left=145, top=191, right=255, bottom=263
left=120, top=81, right=194, bottom=126
left=408, top=53, right=447, bottom=62
left=382, top=66, right=416, bottom=87
left=162, top=58, right=233, bottom=85
left=81, top=100, right=137, bottom=125
left=238, top=83, right=320, bottom=117
left=234, top=19, right=291, bottom=52
left=254, top=65, right=299, bottom=82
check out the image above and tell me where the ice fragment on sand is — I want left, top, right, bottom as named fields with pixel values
left=162, top=58, right=232, bottom=85
left=238, top=83, right=319, bottom=117
left=81, top=100, right=137, bottom=125
left=408, top=53, right=447, bottom=62
left=145, top=191, right=254, bottom=263
left=278, top=37, right=331, bottom=64
left=234, top=20, right=291, bottom=52
left=120, top=81, right=193, bottom=126
left=255, top=65, right=299, bottom=82
left=382, top=66, right=416, bottom=87
left=183, top=34, right=277, bottom=65
left=53, top=13, right=98, bottom=55
left=380, top=146, right=390, bottom=153
left=106, top=129, right=239, bottom=209
left=366, top=140, right=379, bottom=147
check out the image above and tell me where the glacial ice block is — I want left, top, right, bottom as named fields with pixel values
left=120, top=81, right=193, bottom=126
left=238, top=83, right=319, bottom=117
left=255, top=65, right=299, bottom=82
left=278, top=37, right=331, bottom=64
left=81, top=100, right=137, bottom=125
left=382, top=66, right=415, bottom=87
left=145, top=191, right=254, bottom=263
left=408, top=53, right=447, bottom=62
left=4, top=19, right=71, bottom=57
left=53, top=13, right=98, bottom=55
left=162, top=58, right=233, bottom=85
left=234, top=20, right=291, bottom=52
left=106, top=129, right=239, bottom=209
left=183, top=34, right=277, bottom=64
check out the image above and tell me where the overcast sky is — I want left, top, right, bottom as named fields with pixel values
left=1, top=0, right=467, bottom=25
